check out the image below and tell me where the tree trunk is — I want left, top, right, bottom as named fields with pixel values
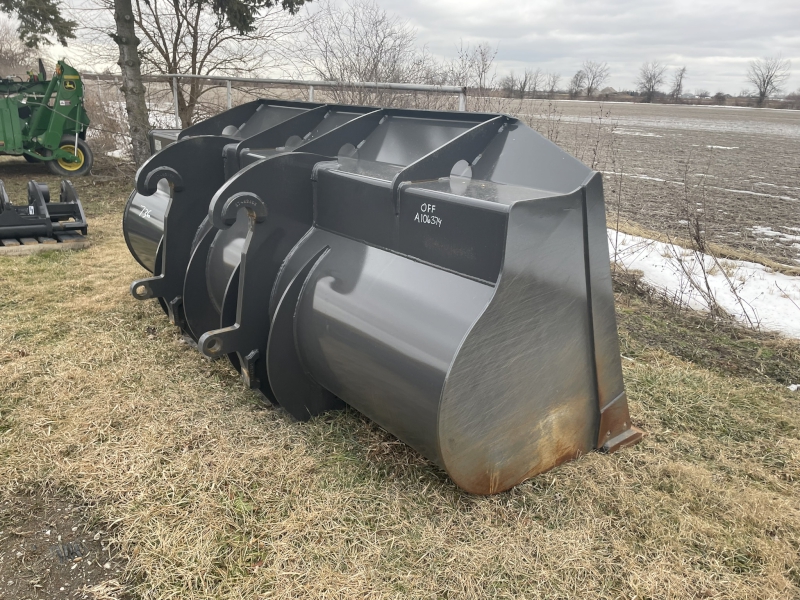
left=113, top=0, right=150, bottom=168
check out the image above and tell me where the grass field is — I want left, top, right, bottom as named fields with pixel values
left=1, top=153, right=800, bottom=599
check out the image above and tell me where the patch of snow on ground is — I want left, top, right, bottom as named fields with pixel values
left=707, top=145, right=739, bottom=149
left=601, top=171, right=666, bottom=182
left=750, top=226, right=800, bottom=243
left=613, top=129, right=663, bottom=137
left=609, top=229, right=800, bottom=338
left=106, top=149, right=128, bottom=159
left=753, top=182, right=800, bottom=192
left=751, top=226, right=783, bottom=237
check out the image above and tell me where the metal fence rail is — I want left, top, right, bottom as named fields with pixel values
left=83, top=72, right=468, bottom=127
left=165, top=74, right=468, bottom=127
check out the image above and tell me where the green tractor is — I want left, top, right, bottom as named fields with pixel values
left=0, top=59, right=93, bottom=176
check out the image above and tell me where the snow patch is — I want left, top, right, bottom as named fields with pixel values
left=720, top=188, right=797, bottom=202
left=602, top=171, right=666, bottom=182
left=609, top=229, right=800, bottom=338
left=706, top=145, right=739, bottom=150
left=613, top=129, right=663, bottom=137
left=753, top=182, right=800, bottom=192
left=750, top=226, right=800, bottom=244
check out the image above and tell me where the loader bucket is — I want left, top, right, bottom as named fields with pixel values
left=123, top=101, right=374, bottom=333
left=123, top=100, right=325, bottom=275
left=187, top=108, right=496, bottom=403
left=123, top=103, right=642, bottom=494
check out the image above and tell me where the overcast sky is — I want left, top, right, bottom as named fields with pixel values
left=45, top=0, right=800, bottom=95
left=378, top=0, right=800, bottom=95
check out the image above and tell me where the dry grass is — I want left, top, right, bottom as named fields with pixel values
left=1, top=160, right=800, bottom=599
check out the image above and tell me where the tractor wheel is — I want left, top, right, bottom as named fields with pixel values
left=46, top=137, right=93, bottom=177
left=23, top=154, right=41, bottom=163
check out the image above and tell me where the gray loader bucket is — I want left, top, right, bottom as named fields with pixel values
left=123, top=99, right=329, bottom=275
left=123, top=100, right=642, bottom=494
left=123, top=101, right=373, bottom=329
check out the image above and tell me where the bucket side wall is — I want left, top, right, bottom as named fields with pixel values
left=439, top=191, right=599, bottom=495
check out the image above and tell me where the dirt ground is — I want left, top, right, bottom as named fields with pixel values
left=515, top=100, right=800, bottom=267
left=0, top=495, right=127, bottom=600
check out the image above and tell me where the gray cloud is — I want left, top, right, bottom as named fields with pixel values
left=379, top=0, right=800, bottom=94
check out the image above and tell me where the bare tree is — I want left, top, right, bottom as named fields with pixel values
left=669, top=66, right=687, bottom=102
left=458, top=42, right=497, bottom=92
left=294, top=0, right=451, bottom=105
left=695, top=89, right=710, bottom=98
left=442, top=41, right=498, bottom=111
left=295, top=0, right=418, bottom=84
left=787, top=88, right=800, bottom=110
left=582, top=60, right=609, bottom=97
left=138, top=2, right=303, bottom=127
left=505, top=68, right=541, bottom=99
left=567, top=69, right=585, bottom=99
left=636, top=61, right=667, bottom=102
left=0, top=16, right=31, bottom=75
left=78, top=0, right=307, bottom=131
left=525, top=67, right=543, bottom=98
left=500, top=72, right=518, bottom=98
left=73, top=0, right=308, bottom=163
left=746, top=56, right=791, bottom=106
left=545, top=72, right=560, bottom=98
left=517, top=69, right=531, bottom=98
left=292, top=2, right=498, bottom=109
